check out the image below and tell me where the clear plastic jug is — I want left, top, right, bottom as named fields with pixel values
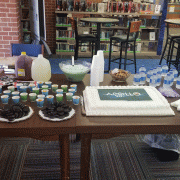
left=15, top=52, right=33, bottom=80
left=31, top=54, right=51, bottom=82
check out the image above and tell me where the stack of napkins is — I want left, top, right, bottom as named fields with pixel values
left=171, top=99, right=180, bottom=111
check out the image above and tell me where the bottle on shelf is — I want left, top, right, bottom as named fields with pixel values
left=163, top=73, right=171, bottom=89
left=176, top=76, right=180, bottom=89
left=162, top=64, right=168, bottom=76
left=149, top=73, right=157, bottom=87
left=133, top=72, right=141, bottom=86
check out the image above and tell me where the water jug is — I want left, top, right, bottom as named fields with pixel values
left=31, top=54, right=51, bottom=82
left=15, top=52, right=33, bottom=80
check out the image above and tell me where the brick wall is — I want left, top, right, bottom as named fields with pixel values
left=0, top=0, right=22, bottom=57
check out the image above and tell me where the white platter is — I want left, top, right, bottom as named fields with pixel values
left=0, top=106, right=34, bottom=123
left=39, top=108, right=75, bottom=122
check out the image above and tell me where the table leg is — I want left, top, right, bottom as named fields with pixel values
left=96, top=23, right=101, bottom=54
left=80, top=133, right=92, bottom=180
left=59, top=134, right=70, bottom=180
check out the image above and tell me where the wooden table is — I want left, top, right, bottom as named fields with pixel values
left=80, top=18, right=119, bottom=54
left=0, top=74, right=78, bottom=180
left=75, top=74, right=180, bottom=180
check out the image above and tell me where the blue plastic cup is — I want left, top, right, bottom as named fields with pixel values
left=56, top=89, right=63, bottom=94
left=3, top=90, right=11, bottom=97
left=12, top=91, right=20, bottom=96
left=36, top=98, right=44, bottom=108
left=70, top=84, right=77, bottom=92
left=29, top=84, right=36, bottom=92
left=46, top=95, right=54, bottom=104
left=1, top=95, right=9, bottom=104
left=42, top=89, right=49, bottom=97
left=12, top=96, right=20, bottom=104
left=20, top=86, right=28, bottom=93
left=16, top=83, right=23, bottom=91
left=45, top=81, right=52, bottom=89
left=37, top=81, right=44, bottom=88
left=68, top=88, right=75, bottom=95
left=73, top=96, right=80, bottom=105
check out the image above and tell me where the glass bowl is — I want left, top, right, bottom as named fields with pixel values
left=59, top=60, right=91, bottom=82
left=109, top=69, right=131, bottom=82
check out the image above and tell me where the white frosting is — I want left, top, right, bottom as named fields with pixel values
left=83, top=86, right=175, bottom=116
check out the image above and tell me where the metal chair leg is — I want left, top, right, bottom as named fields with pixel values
left=133, top=41, right=137, bottom=74
left=75, top=40, right=79, bottom=60
left=159, top=37, right=169, bottom=65
left=108, top=38, right=112, bottom=71
left=124, top=42, right=128, bottom=70
left=119, top=42, right=123, bottom=70
left=169, top=40, right=175, bottom=71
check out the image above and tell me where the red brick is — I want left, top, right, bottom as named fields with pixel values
left=0, top=13, right=7, bottom=17
left=0, top=53, right=5, bottom=57
left=4, top=45, right=11, bottom=49
left=10, top=40, right=20, bottom=43
left=0, top=23, right=8, bottom=27
left=8, top=22, right=18, bottom=27
left=1, top=0, right=10, bottom=2
left=0, top=8, right=9, bottom=13
left=6, top=4, right=17, bottom=8
left=0, top=32, right=8, bottom=35
left=0, top=3, right=6, bottom=8
left=11, top=27, right=18, bottom=31
left=0, top=41, right=10, bottom=45
left=9, top=32, right=19, bottom=36
left=3, top=36, right=12, bottom=40
left=7, top=13, right=17, bottom=17
left=0, top=45, right=3, bottom=48
left=0, top=49, right=10, bottom=53
left=10, top=0, right=18, bottom=3
left=1, top=18, right=11, bottom=22
left=12, top=36, right=19, bottom=40
left=3, top=27, right=11, bottom=31
left=5, top=53, right=11, bottom=57
left=10, top=18, right=18, bottom=22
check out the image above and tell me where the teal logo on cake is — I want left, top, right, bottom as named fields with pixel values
left=98, top=89, right=152, bottom=101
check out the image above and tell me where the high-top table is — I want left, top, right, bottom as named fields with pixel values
left=80, top=18, right=119, bottom=54
left=76, top=74, right=180, bottom=180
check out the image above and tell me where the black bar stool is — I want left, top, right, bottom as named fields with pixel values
left=69, top=17, right=97, bottom=61
left=108, top=21, right=141, bottom=73
left=159, top=23, right=180, bottom=65
left=168, top=38, right=180, bottom=72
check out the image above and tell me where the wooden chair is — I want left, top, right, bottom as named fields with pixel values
left=69, top=17, right=97, bottom=60
left=108, top=21, right=141, bottom=73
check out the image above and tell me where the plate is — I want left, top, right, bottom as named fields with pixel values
left=39, top=108, right=75, bottom=122
left=0, top=107, right=34, bottom=123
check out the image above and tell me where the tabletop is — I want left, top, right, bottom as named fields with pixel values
left=80, top=18, right=119, bottom=24
left=75, top=74, right=180, bottom=135
left=164, top=19, right=180, bottom=25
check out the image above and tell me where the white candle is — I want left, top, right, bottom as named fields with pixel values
left=72, top=56, right=74, bottom=66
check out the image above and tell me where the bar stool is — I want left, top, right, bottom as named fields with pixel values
left=159, top=23, right=180, bottom=65
left=168, top=38, right=180, bottom=72
left=108, top=21, right=141, bottom=73
left=69, top=17, right=97, bottom=61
